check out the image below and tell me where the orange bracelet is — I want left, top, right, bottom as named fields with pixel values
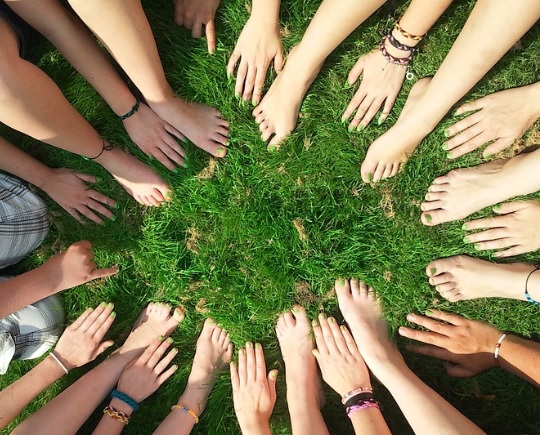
left=395, top=21, right=425, bottom=41
left=103, top=406, right=130, bottom=425
left=171, top=404, right=199, bottom=424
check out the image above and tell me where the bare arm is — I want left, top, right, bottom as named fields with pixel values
left=498, top=335, right=540, bottom=387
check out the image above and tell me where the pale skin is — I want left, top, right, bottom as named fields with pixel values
left=0, top=136, right=116, bottom=224
left=0, top=302, right=115, bottom=430
left=227, top=0, right=283, bottom=106
left=253, top=0, right=386, bottom=148
left=174, top=0, right=220, bottom=55
left=11, top=303, right=185, bottom=435
left=66, top=0, right=230, bottom=159
left=0, top=17, right=172, bottom=207
left=343, top=0, right=453, bottom=131
left=425, top=255, right=540, bottom=303
left=312, top=314, right=391, bottom=435
left=5, top=0, right=187, bottom=171
left=230, top=343, right=277, bottom=435
left=400, top=310, right=540, bottom=387
left=335, top=279, right=485, bottom=435
left=153, top=318, right=233, bottom=435
left=0, top=240, right=118, bottom=319
left=421, top=148, right=540, bottom=226
left=361, top=0, right=540, bottom=183
left=444, top=82, right=540, bottom=158
left=275, top=306, right=328, bottom=435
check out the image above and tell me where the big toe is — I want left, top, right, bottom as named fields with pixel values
left=361, top=156, right=378, bottom=183
left=291, top=306, right=310, bottom=326
left=421, top=209, right=449, bottom=226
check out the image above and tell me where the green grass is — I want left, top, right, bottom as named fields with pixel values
left=1, top=0, right=540, bottom=434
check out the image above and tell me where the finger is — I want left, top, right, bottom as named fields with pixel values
left=255, top=343, right=267, bottom=381
left=80, top=302, right=107, bottom=332
left=454, top=98, right=487, bottom=116
left=424, top=309, right=466, bottom=326
left=340, top=324, right=361, bottom=356
left=68, top=208, right=85, bottom=224
left=242, top=65, right=257, bottom=101
left=493, top=245, right=527, bottom=258
left=444, top=124, right=483, bottom=151
left=88, top=190, right=117, bottom=209
left=192, top=20, right=203, bottom=38
left=474, top=238, right=514, bottom=251
left=87, top=199, right=114, bottom=220
left=465, top=228, right=508, bottom=244
left=398, top=326, right=450, bottom=347
left=252, top=66, right=267, bottom=105
left=405, top=313, right=454, bottom=334
left=227, top=51, right=241, bottom=77
left=205, top=19, right=216, bottom=54
left=148, top=338, right=173, bottom=367
left=235, top=60, right=248, bottom=98
left=90, top=266, right=119, bottom=280
left=157, top=363, right=178, bottom=384
left=446, top=111, right=483, bottom=137
left=230, top=361, right=240, bottom=391
left=92, top=311, right=116, bottom=342
left=75, top=172, right=97, bottom=183
left=77, top=206, right=104, bottom=225
left=379, top=93, right=398, bottom=125
left=70, top=307, right=94, bottom=330
left=274, top=48, right=284, bottom=73
left=238, top=347, right=247, bottom=386
left=154, top=347, right=178, bottom=374
left=327, top=317, right=350, bottom=355
left=449, top=132, right=493, bottom=159
left=358, top=96, right=385, bottom=128
left=347, top=55, right=365, bottom=86
left=342, top=89, right=367, bottom=122
left=463, top=216, right=504, bottom=231
left=86, top=303, right=113, bottom=336
left=445, top=363, right=476, bottom=377
left=312, top=317, right=328, bottom=355
left=407, top=344, right=458, bottom=362
left=92, top=340, right=115, bottom=358
left=245, top=342, right=256, bottom=383
left=483, top=137, right=515, bottom=156
left=318, top=313, right=339, bottom=354
left=267, top=369, right=278, bottom=402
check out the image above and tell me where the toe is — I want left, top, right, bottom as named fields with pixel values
left=382, top=164, right=394, bottom=179
left=291, top=305, right=309, bottom=325
left=335, top=278, right=351, bottom=300
left=372, top=163, right=387, bottom=183
left=202, top=318, right=217, bottom=338
left=421, top=200, right=443, bottom=212
left=429, top=272, right=452, bottom=286
left=283, top=311, right=295, bottom=327
left=360, top=157, right=378, bottom=183
left=435, top=281, right=457, bottom=293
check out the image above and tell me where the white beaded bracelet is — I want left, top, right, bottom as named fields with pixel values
left=49, top=351, right=69, bottom=374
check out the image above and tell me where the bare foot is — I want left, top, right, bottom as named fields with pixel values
left=463, top=200, right=540, bottom=257
left=420, top=155, right=527, bottom=226
left=177, top=318, right=233, bottom=415
left=275, top=306, right=326, bottom=408
left=312, top=314, right=372, bottom=397
left=95, top=146, right=171, bottom=207
left=426, top=255, right=540, bottom=302
left=252, top=46, right=321, bottom=148
left=361, top=77, right=433, bottom=183
left=335, top=279, right=402, bottom=378
left=150, top=97, right=229, bottom=158
left=120, top=303, right=185, bottom=356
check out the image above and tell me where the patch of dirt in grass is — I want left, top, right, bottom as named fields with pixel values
left=379, top=187, right=395, bottom=218
left=292, top=218, right=307, bottom=241
left=499, top=127, right=540, bottom=158
left=186, top=227, right=201, bottom=253
left=197, top=158, right=217, bottom=180
left=294, top=281, right=318, bottom=304
left=383, top=270, right=393, bottom=282
left=195, top=298, right=209, bottom=314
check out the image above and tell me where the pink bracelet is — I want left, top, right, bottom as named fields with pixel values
left=341, top=386, right=373, bottom=404
left=346, top=401, right=381, bottom=417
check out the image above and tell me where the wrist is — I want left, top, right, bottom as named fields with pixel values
left=109, top=398, right=135, bottom=417
left=250, top=0, right=280, bottom=26
left=237, top=416, right=271, bottom=434
left=44, top=353, right=70, bottom=378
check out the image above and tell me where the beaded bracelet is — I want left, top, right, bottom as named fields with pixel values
left=103, top=406, right=130, bottom=425
left=171, top=404, right=199, bottom=424
left=493, top=333, right=508, bottom=365
left=395, top=21, right=425, bottom=41
left=111, top=390, right=139, bottom=412
left=119, top=98, right=141, bottom=121
left=346, top=397, right=382, bottom=417
left=341, top=386, right=373, bottom=404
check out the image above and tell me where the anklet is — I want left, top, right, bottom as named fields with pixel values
left=171, top=404, right=199, bottom=423
left=493, top=333, right=508, bottom=365
left=103, top=406, right=130, bottom=425
left=395, top=20, right=425, bottom=41
left=119, top=98, right=141, bottom=122
left=111, top=390, right=139, bottom=412
left=86, top=139, right=114, bottom=161
left=524, top=264, right=540, bottom=304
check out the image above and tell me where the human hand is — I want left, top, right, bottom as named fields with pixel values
left=122, top=102, right=186, bottom=172
left=41, top=168, right=116, bottom=225
left=173, top=0, right=220, bottom=54
left=227, top=16, right=283, bottom=105
left=230, top=342, right=277, bottom=432
left=399, top=310, right=501, bottom=377
left=342, top=48, right=407, bottom=130
left=445, top=85, right=540, bottom=159
left=312, top=314, right=371, bottom=397
left=463, top=200, right=540, bottom=258
left=54, top=302, right=116, bottom=370
left=117, top=337, right=178, bottom=403
left=40, top=240, right=119, bottom=293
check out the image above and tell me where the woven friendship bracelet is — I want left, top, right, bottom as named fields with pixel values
left=386, top=29, right=418, bottom=52
left=49, top=351, right=69, bottom=374
left=111, top=390, right=139, bottom=412
left=524, top=264, right=540, bottom=304
left=493, top=333, right=508, bottom=365
left=119, top=98, right=141, bottom=121
left=395, top=21, right=425, bottom=41
left=171, top=404, right=199, bottom=424
left=379, top=36, right=412, bottom=66
left=103, top=406, right=130, bottom=425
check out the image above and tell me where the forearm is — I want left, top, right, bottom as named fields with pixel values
left=0, top=355, right=65, bottom=430
left=399, top=0, right=453, bottom=39
left=0, top=137, right=52, bottom=190
left=526, top=81, right=540, bottom=119
left=238, top=422, right=272, bottom=435
left=350, top=408, right=391, bottom=435
left=12, top=352, right=132, bottom=435
left=499, top=335, right=540, bottom=387
left=250, top=0, right=280, bottom=24
left=375, top=357, right=485, bottom=435
left=92, top=398, right=133, bottom=435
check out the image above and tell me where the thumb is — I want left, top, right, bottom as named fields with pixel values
left=267, top=369, right=278, bottom=399
left=94, top=340, right=115, bottom=359
left=90, top=266, right=120, bottom=280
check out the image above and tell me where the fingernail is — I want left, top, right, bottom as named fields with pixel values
left=406, top=313, right=415, bottom=321
left=209, top=48, right=215, bottom=55
left=270, top=370, right=278, bottom=379
left=183, top=161, right=189, bottom=168
left=474, top=244, right=481, bottom=251
left=424, top=214, right=432, bottom=222
left=113, top=203, right=119, bottom=210
left=96, top=176, right=102, bottom=183
left=340, top=325, right=347, bottom=331
left=85, top=307, right=93, bottom=312
left=217, top=147, right=225, bottom=157
left=158, top=335, right=164, bottom=342
left=110, top=311, right=116, bottom=318
left=100, top=302, right=107, bottom=308
left=107, top=302, right=114, bottom=309
left=226, top=71, right=231, bottom=80
left=109, top=215, right=117, bottom=222
left=167, top=337, right=174, bottom=344
left=377, top=115, right=386, bottom=125
left=319, top=313, right=327, bottom=319
left=268, top=145, right=277, bottom=153
left=234, top=93, right=240, bottom=99
left=312, top=319, right=319, bottom=327
left=425, top=310, right=433, bottom=316
left=172, top=167, right=179, bottom=174
left=171, top=348, right=178, bottom=354
left=430, top=267, right=436, bottom=275
left=493, top=204, right=501, bottom=211
left=366, top=173, right=372, bottom=182
left=246, top=341, right=252, bottom=348
left=172, top=364, right=178, bottom=371
left=398, top=327, right=407, bottom=335
left=348, top=124, right=355, bottom=132
left=341, top=117, right=348, bottom=124
left=463, top=236, right=470, bottom=244
left=446, top=152, right=452, bottom=159
left=343, top=79, right=350, bottom=89
left=484, top=153, right=492, bottom=159
left=255, top=343, right=261, bottom=349
left=444, top=130, right=450, bottom=138
left=441, top=143, right=448, bottom=151
left=461, top=223, right=468, bottom=230
left=252, top=100, right=257, bottom=107
left=356, top=124, right=365, bottom=132
left=239, top=348, right=245, bottom=355
left=328, top=317, right=334, bottom=323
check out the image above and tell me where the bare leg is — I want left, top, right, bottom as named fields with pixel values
left=0, top=19, right=170, bottom=206
left=276, top=307, right=328, bottom=435
left=252, top=0, right=385, bottom=148
left=361, top=0, right=540, bottom=182
left=66, top=0, right=230, bottom=158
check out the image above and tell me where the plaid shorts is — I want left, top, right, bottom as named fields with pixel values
left=0, top=173, right=49, bottom=268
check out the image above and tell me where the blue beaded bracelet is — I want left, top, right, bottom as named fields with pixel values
left=111, top=390, right=139, bottom=412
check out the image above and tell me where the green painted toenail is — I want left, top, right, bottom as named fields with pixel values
left=235, top=93, right=240, bottom=99
left=268, top=145, right=277, bottom=153
left=366, top=173, right=372, bottom=182
left=446, top=152, right=452, bottom=159
left=441, top=143, right=448, bottom=151
left=425, top=214, right=432, bottom=222
left=484, top=153, right=492, bottom=159
left=474, top=244, right=481, bottom=250
left=356, top=124, right=365, bottom=132
left=425, top=309, right=433, bottom=316
left=109, top=215, right=117, bottom=222
left=338, top=279, right=345, bottom=286
left=463, top=236, right=470, bottom=243
left=430, top=267, right=436, bottom=275
left=217, top=147, right=225, bottom=157
left=493, top=204, right=501, bottom=211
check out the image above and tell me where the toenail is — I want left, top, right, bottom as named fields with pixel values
left=217, top=147, right=226, bottom=157
left=268, top=145, right=277, bottom=153
left=430, top=267, right=436, bottom=275
left=366, top=173, right=372, bottom=182
left=292, top=306, right=300, bottom=313
left=338, top=278, right=345, bottom=286
left=441, top=143, right=448, bottom=151
left=234, top=93, right=240, bottom=99
left=217, top=323, right=223, bottom=328
left=474, top=243, right=481, bottom=250
left=463, top=237, right=470, bottom=243
left=424, top=214, right=432, bottom=222
left=208, top=319, right=216, bottom=325
left=484, top=153, right=492, bottom=159
left=425, top=309, right=433, bottom=316
left=167, top=337, right=174, bottom=343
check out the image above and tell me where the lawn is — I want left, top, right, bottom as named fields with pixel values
left=1, top=0, right=539, bottom=434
